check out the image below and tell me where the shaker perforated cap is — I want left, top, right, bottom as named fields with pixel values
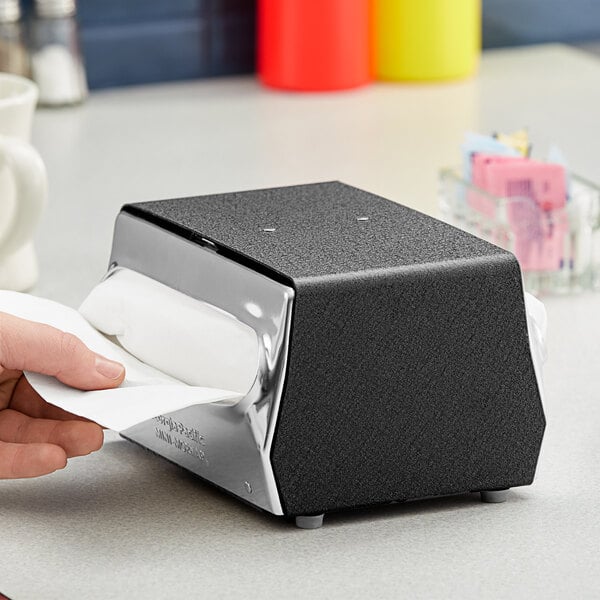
left=0, top=0, right=21, bottom=23
left=34, top=0, right=76, bottom=18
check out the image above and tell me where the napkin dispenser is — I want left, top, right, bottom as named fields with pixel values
left=112, top=181, right=546, bottom=528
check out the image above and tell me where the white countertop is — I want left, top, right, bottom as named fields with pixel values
left=2, top=44, right=600, bottom=599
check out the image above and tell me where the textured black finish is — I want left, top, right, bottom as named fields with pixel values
left=126, top=182, right=511, bottom=281
left=125, top=182, right=546, bottom=516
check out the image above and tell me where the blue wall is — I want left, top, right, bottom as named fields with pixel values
left=482, top=0, right=600, bottom=48
left=78, top=0, right=256, bottom=88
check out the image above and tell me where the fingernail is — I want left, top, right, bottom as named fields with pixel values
left=95, top=356, right=125, bottom=379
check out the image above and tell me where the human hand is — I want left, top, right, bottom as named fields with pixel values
left=0, top=312, right=125, bottom=478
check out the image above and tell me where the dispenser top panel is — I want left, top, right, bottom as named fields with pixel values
left=123, top=181, right=509, bottom=283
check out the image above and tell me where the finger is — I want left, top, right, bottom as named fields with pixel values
left=0, top=369, right=21, bottom=409
left=8, top=377, right=91, bottom=422
left=0, top=440, right=67, bottom=478
left=0, top=409, right=103, bottom=457
left=0, top=366, right=21, bottom=385
left=0, top=312, right=125, bottom=390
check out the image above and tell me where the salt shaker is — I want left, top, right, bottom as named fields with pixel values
left=0, top=0, right=30, bottom=77
left=31, top=0, right=88, bottom=106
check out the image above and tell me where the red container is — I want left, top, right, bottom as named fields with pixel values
left=258, top=0, right=372, bottom=91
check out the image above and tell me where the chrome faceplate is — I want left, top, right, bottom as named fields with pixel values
left=113, top=212, right=294, bottom=515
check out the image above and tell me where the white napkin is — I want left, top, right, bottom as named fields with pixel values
left=79, top=269, right=259, bottom=394
left=0, top=270, right=260, bottom=431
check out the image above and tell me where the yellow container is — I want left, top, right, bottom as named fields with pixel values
left=374, top=0, right=481, bottom=81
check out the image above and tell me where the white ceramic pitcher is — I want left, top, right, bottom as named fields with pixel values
left=0, top=73, right=47, bottom=291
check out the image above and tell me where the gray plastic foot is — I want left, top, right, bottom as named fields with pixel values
left=480, top=489, right=509, bottom=503
left=295, top=514, right=324, bottom=529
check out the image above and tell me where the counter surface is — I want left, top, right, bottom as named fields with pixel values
left=1, top=44, right=599, bottom=599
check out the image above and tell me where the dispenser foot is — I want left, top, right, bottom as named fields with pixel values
left=295, top=514, right=325, bottom=529
left=480, top=489, right=509, bottom=503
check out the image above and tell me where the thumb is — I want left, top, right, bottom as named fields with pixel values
left=0, top=312, right=125, bottom=390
